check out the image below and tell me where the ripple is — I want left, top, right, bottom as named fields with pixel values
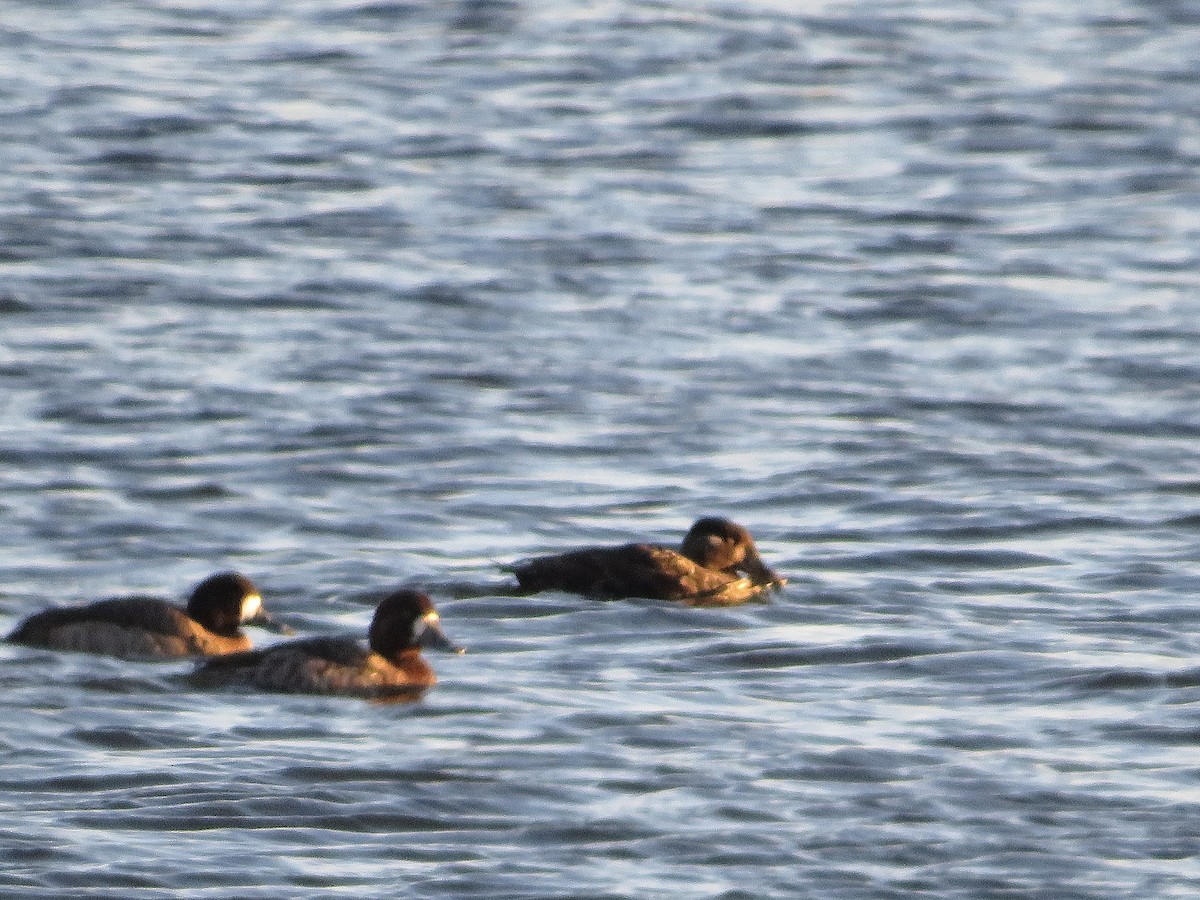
left=826, top=548, right=1063, bottom=572
left=701, top=639, right=942, bottom=671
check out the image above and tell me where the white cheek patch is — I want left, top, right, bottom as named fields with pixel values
left=411, top=611, right=439, bottom=642
left=240, top=593, right=263, bottom=621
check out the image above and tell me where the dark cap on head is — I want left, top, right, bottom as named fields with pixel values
left=185, top=572, right=263, bottom=637
left=369, top=589, right=463, bottom=659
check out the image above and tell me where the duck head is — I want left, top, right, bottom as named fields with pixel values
left=680, top=518, right=785, bottom=587
left=369, top=589, right=464, bottom=661
left=185, top=571, right=290, bottom=637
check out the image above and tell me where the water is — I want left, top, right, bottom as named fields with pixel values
left=2, top=0, right=1200, bottom=896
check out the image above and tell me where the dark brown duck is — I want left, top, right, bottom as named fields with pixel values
left=506, top=517, right=786, bottom=605
left=190, top=589, right=463, bottom=699
left=6, top=571, right=283, bottom=660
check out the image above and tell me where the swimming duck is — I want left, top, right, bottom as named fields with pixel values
left=6, top=571, right=284, bottom=660
left=190, top=589, right=462, bottom=699
left=506, top=517, right=786, bottom=605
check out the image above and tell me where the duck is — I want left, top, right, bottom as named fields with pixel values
left=505, top=517, right=786, bottom=605
left=189, top=589, right=463, bottom=699
left=5, top=571, right=285, bottom=660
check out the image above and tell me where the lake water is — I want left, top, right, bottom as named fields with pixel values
left=3, top=1, right=1200, bottom=897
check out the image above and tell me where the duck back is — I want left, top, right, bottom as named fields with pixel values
left=510, top=543, right=758, bottom=602
left=7, top=597, right=252, bottom=659
left=192, top=637, right=434, bottom=698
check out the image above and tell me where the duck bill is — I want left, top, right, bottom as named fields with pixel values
left=417, top=619, right=465, bottom=654
left=248, top=610, right=296, bottom=636
left=740, top=547, right=786, bottom=588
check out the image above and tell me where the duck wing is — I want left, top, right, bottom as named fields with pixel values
left=6, top=598, right=228, bottom=658
left=508, top=546, right=628, bottom=596
left=198, top=636, right=369, bottom=670
left=192, top=636, right=383, bottom=694
left=8, top=597, right=189, bottom=642
left=618, top=545, right=762, bottom=602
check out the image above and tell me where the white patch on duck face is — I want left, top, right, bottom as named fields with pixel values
left=240, top=593, right=263, bottom=621
left=410, top=611, right=439, bottom=641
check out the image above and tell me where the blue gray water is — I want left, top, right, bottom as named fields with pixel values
left=3, top=0, right=1200, bottom=896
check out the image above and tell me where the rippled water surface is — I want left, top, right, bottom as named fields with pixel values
left=3, top=1, right=1200, bottom=897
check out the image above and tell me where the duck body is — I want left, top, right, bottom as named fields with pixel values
left=7, top=597, right=254, bottom=659
left=190, top=637, right=435, bottom=698
left=6, top=572, right=275, bottom=660
left=507, top=517, right=785, bottom=605
left=191, top=589, right=461, bottom=699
